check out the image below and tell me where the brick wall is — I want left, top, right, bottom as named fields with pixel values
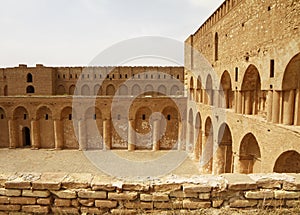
left=0, top=173, right=300, bottom=213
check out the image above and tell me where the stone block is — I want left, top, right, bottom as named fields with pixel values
left=78, top=190, right=106, bottom=199
left=54, top=198, right=71, bottom=207
left=51, top=190, right=76, bottom=199
left=198, top=193, right=211, bottom=200
left=140, top=194, right=152, bottom=201
left=154, top=201, right=182, bottom=209
left=108, top=192, right=137, bottom=201
left=274, top=190, right=300, bottom=199
left=6, top=189, right=21, bottom=197
left=169, top=191, right=198, bottom=198
left=51, top=207, right=79, bottom=214
left=286, top=200, right=300, bottom=207
left=0, top=205, right=21, bottom=211
left=212, top=199, right=223, bottom=208
left=22, top=205, right=49, bottom=213
left=37, top=198, right=51, bottom=205
left=32, top=173, right=66, bottom=190
left=0, top=173, right=16, bottom=188
left=71, top=199, right=79, bottom=207
left=80, top=207, right=107, bottom=214
left=244, top=190, right=274, bottom=199
left=153, top=184, right=181, bottom=192
left=5, top=180, right=31, bottom=190
left=221, top=174, right=257, bottom=191
left=258, top=199, right=284, bottom=208
left=123, top=184, right=149, bottom=192
left=183, top=184, right=211, bottom=193
left=124, top=201, right=153, bottom=209
left=95, top=200, right=117, bottom=208
left=10, top=197, right=36, bottom=205
left=62, top=173, right=93, bottom=189
left=22, top=189, right=50, bottom=198
left=152, top=193, right=169, bottom=202
left=230, top=199, right=258, bottom=208
left=0, top=188, right=6, bottom=196
left=283, top=174, right=300, bottom=191
left=0, top=197, right=9, bottom=204
left=79, top=199, right=94, bottom=207
left=182, top=199, right=211, bottom=209
left=91, top=175, right=116, bottom=191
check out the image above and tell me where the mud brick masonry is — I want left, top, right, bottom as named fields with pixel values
left=0, top=173, right=299, bottom=213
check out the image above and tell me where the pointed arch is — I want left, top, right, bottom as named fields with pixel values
left=220, top=70, right=233, bottom=109
left=274, top=150, right=300, bottom=173
left=106, top=84, right=115, bottom=96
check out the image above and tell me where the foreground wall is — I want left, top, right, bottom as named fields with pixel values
left=0, top=173, right=300, bottom=213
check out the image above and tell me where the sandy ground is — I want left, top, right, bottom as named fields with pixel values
left=0, top=149, right=201, bottom=178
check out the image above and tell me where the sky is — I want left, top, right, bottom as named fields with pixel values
left=0, top=0, right=224, bottom=67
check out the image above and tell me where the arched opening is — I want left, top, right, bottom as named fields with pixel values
left=94, top=84, right=102, bottom=96
left=189, top=77, right=194, bottom=100
left=119, top=85, right=128, bottom=96
left=215, top=123, right=233, bottom=174
left=106, top=84, right=115, bottom=96
left=196, top=76, right=202, bottom=103
left=0, top=107, right=9, bottom=148
left=202, top=117, right=213, bottom=173
left=13, top=106, right=30, bottom=148
left=241, top=65, right=262, bottom=115
left=132, top=84, right=141, bottom=96
left=81, top=85, right=90, bottom=96
left=274, top=150, right=300, bottom=173
left=205, top=75, right=213, bottom=105
left=194, top=112, right=202, bottom=160
left=27, top=73, right=33, bottom=83
left=69, top=85, right=76, bottom=95
left=215, top=32, right=219, bottom=61
left=144, top=84, right=154, bottom=96
left=239, top=133, right=261, bottom=174
left=26, top=86, right=35, bottom=94
left=282, top=53, right=300, bottom=125
left=158, top=85, right=167, bottom=96
left=188, top=109, right=194, bottom=152
left=171, top=85, right=180, bottom=96
left=135, top=106, right=152, bottom=150
left=37, top=106, right=54, bottom=148
left=4, top=85, right=7, bottom=96
left=85, top=107, right=103, bottom=150
left=57, top=85, right=66, bottom=95
left=160, top=106, right=179, bottom=150
left=220, top=71, right=233, bottom=109
left=23, top=127, right=31, bottom=147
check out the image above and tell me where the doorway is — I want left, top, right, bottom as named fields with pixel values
left=23, top=127, right=31, bottom=147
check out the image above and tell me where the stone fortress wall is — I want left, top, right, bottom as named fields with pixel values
left=184, top=0, right=300, bottom=174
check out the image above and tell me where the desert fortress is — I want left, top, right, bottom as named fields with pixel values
left=0, top=0, right=299, bottom=175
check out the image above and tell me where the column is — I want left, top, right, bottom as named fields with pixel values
left=128, top=119, right=135, bottom=151
left=31, top=120, right=40, bottom=149
left=213, top=144, right=225, bottom=175
left=272, top=90, right=280, bottom=123
left=103, top=119, right=111, bottom=150
left=233, top=153, right=240, bottom=173
left=152, top=119, right=160, bottom=151
left=237, top=91, right=242, bottom=114
left=213, top=90, right=219, bottom=107
left=78, top=120, right=87, bottom=150
left=54, top=120, right=63, bottom=149
left=187, top=122, right=194, bottom=152
left=244, top=91, right=252, bottom=115
left=234, top=91, right=238, bottom=113
left=267, top=90, right=273, bottom=122
left=294, top=89, right=300, bottom=125
left=194, top=128, right=201, bottom=160
left=177, top=119, right=183, bottom=150
left=8, top=119, right=16, bottom=148
left=283, top=90, right=295, bottom=125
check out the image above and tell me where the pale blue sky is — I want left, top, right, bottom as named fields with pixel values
left=0, top=0, right=224, bottom=67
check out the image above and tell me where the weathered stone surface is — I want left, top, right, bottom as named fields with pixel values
left=5, top=180, right=30, bottom=190
left=91, top=175, right=116, bottom=191
left=244, top=190, right=274, bottom=199
left=37, top=198, right=51, bottom=205
left=0, top=173, right=16, bottom=188
left=62, top=173, right=93, bottom=189
left=54, top=198, right=71, bottom=207
left=169, top=191, right=198, bottom=198
left=230, top=199, right=258, bottom=208
left=51, top=206, right=79, bottom=214
left=6, top=189, right=21, bottom=197
left=221, top=174, right=257, bottom=191
left=71, top=199, right=79, bottom=207
left=182, top=199, right=211, bottom=209
left=183, top=184, right=211, bottom=193
left=108, top=192, right=137, bottom=201
left=80, top=207, right=107, bottom=214
left=283, top=174, right=300, bottom=191
left=0, top=189, right=6, bottom=196
left=51, top=190, right=77, bottom=199
left=286, top=200, right=300, bottom=207
left=212, top=199, right=223, bottom=208
left=22, top=189, right=50, bottom=198
left=10, top=197, right=36, bottom=205
left=198, top=193, right=211, bottom=200
left=125, top=201, right=153, bottom=209
left=140, top=194, right=152, bottom=202
left=95, top=200, right=117, bottom=208
left=110, top=209, right=137, bottom=215
left=79, top=199, right=94, bottom=207
left=152, top=193, right=169, bottom=202
left=123, top=184, right=149, bottom=192
left=32, top=173, right=66, bottom=190
left=258, top=199, right=284, bottom=208
left=274, top=190, right=300, bottom=199
left=154, top=201, right=182, bottom=209
left=22, top=205, right=49, bottom=213
left=78, top=190, right=106, bottom=199
left=0, top=197, right=9, bottom=204
left=153, top=184, right=181, bottom=192
left=0, top=204, right=21, bottom=211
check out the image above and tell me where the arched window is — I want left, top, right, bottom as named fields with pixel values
left=26, top=86, right=35, bottom=94
left=215, top=32, right=219, bottom=61
left=27, top=73, right=33, bottom=83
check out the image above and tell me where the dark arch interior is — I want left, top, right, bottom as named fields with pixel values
left=23, top=127, right=31, bottom=147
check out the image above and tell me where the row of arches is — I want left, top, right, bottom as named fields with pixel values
left=189, top=53, right=300, bottom=126
left=187, top=108, right=300, bottom=174
left=56, top=84, right=182, bottom=96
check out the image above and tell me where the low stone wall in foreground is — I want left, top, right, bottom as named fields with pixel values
left=0, top=172, right=300, bottom=214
